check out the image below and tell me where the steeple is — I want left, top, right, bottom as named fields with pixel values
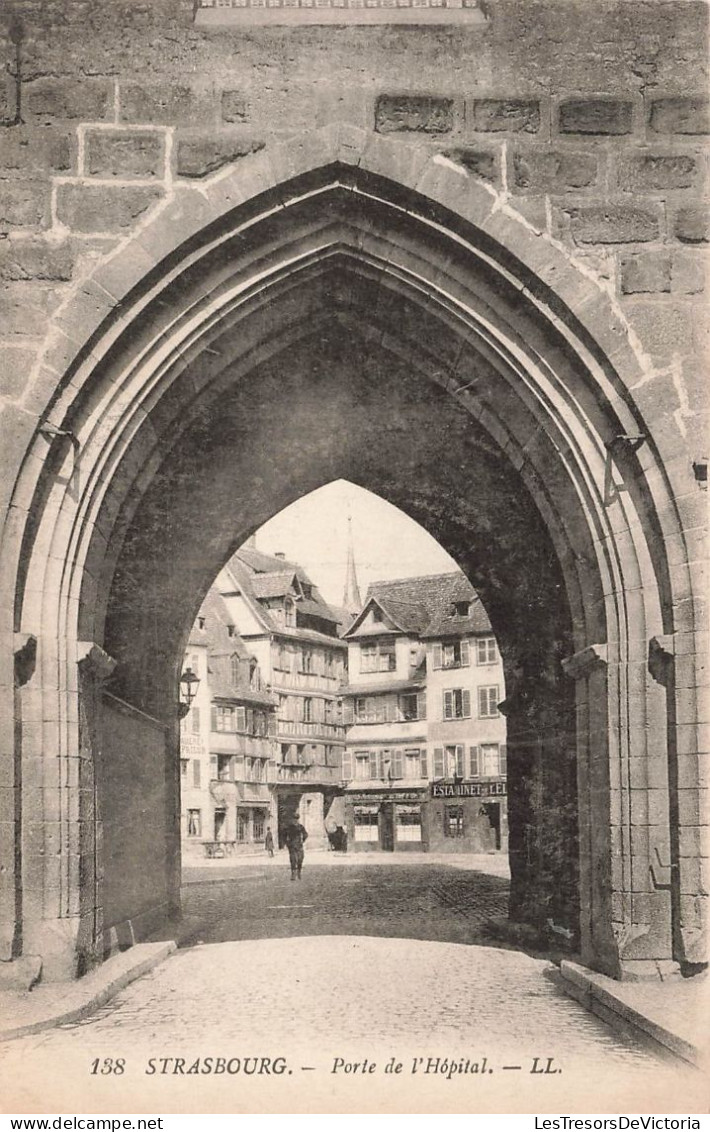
left=342, top=514, right=362, bottom=616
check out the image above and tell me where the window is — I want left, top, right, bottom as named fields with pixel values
left=191, top=706, right=200, bottom=735
left=451, top=601, right=470, bottom=619
left=479, top=743, right=504, bottom=776
left=443, top=689, right=471, bottom=719
left=433, top=640, right=470, bottom=669
left=433, top=747, right=445, bottom=778
left=217, top=755, right=231, bottom=782
left=354, top=751, right=370, bottom=779
left=253, top=810, right=266, bottom=842
left=231, top=655, right=240, bottom=685
left=445, top=744, right=465, bottom=778
left=360, top=640, right=396, bottom=674
left=186, top=809, right=201, bottom=837
left=236, top=705, right=247, bottom=732
left=444, top=805, right=464, bottom=838
left=404, top=748, right=424, bottom=780
left=237, top=810, right=250, bottom=842
left=400, top=691, right=426, bottom=721
left=303, top=698, right=313, bottom=723
left=180, top=759, right=188, bottom=778
left=390, top=749, right=404, bottom=780
left=396, top=805, right=421, bottom=842
left=214, top=705, right=235, bottom=732
left=301, top=649, right=314, bottom=674
left=284, top=599, right=295, bottom=628
left=354, top=806, right=379, bottom=842
left=478, top=686, right=499, bottom=718
left=469, top=746, right=479, bottom=778
left=341, top=750, right=353, bottom=780
left=325, top=651, right=334, bottom=677
left=193, top=759, right=201, bottom=788
left=477, top=637, right=497, bottom=665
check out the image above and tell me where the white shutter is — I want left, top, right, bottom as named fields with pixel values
left=462, top=689, right=471, bottom=718
left=478, top=687, right=487, bottom=717
left=341, top=750, right=353, bottom=780
left=443, top=691, right=453, bottom=719
left=433, top=748, right=444, bottom=777
left=433, top=644, right=443, bottom=670
left=456, top=746, right=465, bottom=777
left=460, top=639, right=470, bottom=666
left=469, top=746, right=480, bottom=777
left=420, top=749, right=428, bottom=778
left=417, top=690, right=426, bottom=719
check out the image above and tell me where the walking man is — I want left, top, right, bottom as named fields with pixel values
left=284, top=816, right=308, bottom=880
left=265, top=826, right=274, bottom=858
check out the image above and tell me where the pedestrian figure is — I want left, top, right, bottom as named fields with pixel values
left=265, top=826, right=274, bottom=858
left=284, top=817, right=308, bottom=880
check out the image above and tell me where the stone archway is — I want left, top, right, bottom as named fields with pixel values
left=2, top=128, right=704, bottom=981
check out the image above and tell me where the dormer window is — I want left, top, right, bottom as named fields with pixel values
left=450, top=601, right=470, bottom=618
left=284, top=598, right=295, bottom=628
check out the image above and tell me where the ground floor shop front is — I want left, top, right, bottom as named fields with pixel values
left=344, top=782, right=508, bottom=854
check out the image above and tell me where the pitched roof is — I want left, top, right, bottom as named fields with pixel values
left=346, top=572, right=492, bottom=639
left=226, top=547, right=342, bottom=640
left=251, top=572, right=298, bottom=599
left=193, top=587, right=275, bottom=703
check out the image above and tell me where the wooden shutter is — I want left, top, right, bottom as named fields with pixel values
left=469, top=745, right=480, bottom=777
left=210, top=706, right=217, bottom=731
left=342, top=699, right=354, bottom=725
left=460, top=639, right=470, bottom=666
left=341, top=750, right=353, bottom=780
left=500, top=744, right=507, bottom=776
left=478, top=687, right=487, bottom=717
left=462, top=689, right=471, bottom=718
left=246, top=708, right=254, bottom=732
left=455, top=746, right=465, bottom=777
left=433, top=747, right=444, bottom=777
left=392, top=750, right=404, bottom=779
left=368, top=751, right=379, bottom=779
left=417, top=691, right=426, bottom=719
left=420, top=749, right=428, bottom=779
left=433, top=643, right=443, bottom=670
left=443, top=691, right=453, bottom=720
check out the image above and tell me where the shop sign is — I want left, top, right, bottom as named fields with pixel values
left=348, top=791, right=423, bottom=805
left=431, top=781, right=506, bottom=798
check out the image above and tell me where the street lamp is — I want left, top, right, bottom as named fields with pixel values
left=178, top=666, right=200, bottom=719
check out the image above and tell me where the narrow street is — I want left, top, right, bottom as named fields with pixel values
left=0, top=856, right=701, bottom=1114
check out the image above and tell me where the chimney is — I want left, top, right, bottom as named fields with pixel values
left=274, top=551, right=286, bottom=559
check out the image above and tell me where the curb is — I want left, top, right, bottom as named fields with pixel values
left=0, top=941, right=177, bottom=1043
left=559, top=959, right=702, bottom=1069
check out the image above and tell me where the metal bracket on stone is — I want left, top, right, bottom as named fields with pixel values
left=648, top=634, right=675, bottom=688
left=561, top=643, right=608, bottom=681
left=77, top=641, right=117, bottom=683
left=13, top=633, right=37, bottom=688
left=604, top=434, right=647, bottom=506
left=39, top=424, right=81, bottom=501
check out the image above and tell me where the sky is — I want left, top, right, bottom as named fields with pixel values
left=250, top=479, right=458, bottom=607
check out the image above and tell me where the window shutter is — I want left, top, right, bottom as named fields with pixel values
left=246, top=708, right=254, bottom=732
left=478, top=687, right=487, bottom=717
left=417, top=691, right=426, bottom=720
left=342, top=699, right=353, bottom=725
left=210, top=706, right=217, bottom=731
left=462, top=689, right=471, bottom=718
left=368, top=751, right=379, bottom=779
left=443, top=691, right=453, bottom=720
left=469, top=746, right=479, bottom=777
left=433, top=644, right=442, bottom=670
left=500, top=744, right=507, bottom=776
left=420, top=749, right=428, bottom=779
left=460, top=639, right=470, bottom=666
left=341, top=750, right=353, bottom=781
left=392, top=750, right=404, bottom=779
left=433, top=748, right=444, bottom=778
left=456, top=746, right=465, bottom=777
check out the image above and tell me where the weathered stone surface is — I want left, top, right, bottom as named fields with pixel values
left=620, top=252, right=671, bottom=294
left=0, top=182, right=50, bottom=232
left=0, top=283, right=58, bottom=337
left=55, top=185, right=163, bottom=233
left=0, top=346, right=39, bottom=400
left=120, top=83, right=214, bottom=127
left=221, top=92, right=249, bottom=123
left=618, top=155, right=698, bottom=192
left=442, top=148, right=499, bottom=183
left=24, top=79, right=112, bottom=124
left=513, top=150, right=598, bottom=191
left=0, top=239, right=75, bottom=282
left=85, top=130, right=165, bottom=180
left=566, top=204, right=661, bottom=244
left=469, top=99, right=540, bottom=134
left=558, top=99, right=632, bottom=135
left=671, top=251, right=706, bottom=295
left=375, top=95, right=454, bottom=135
left=649, top=98, right=710, bottom=135
left=176, top=134, right=265, bottom=179
left=0, top=76, right=15, bottom=124
left=0, top=130, right=72, bottom=178
left=673, top=206, right=709, bottom=244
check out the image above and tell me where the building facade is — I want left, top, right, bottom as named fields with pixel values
left=180, top=589, right=278, bottom=859
left=341, top=574, right=507, bottom=854
left=216, top=546, right=349, bottom=848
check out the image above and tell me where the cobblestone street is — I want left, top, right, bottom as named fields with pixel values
left=0, top=856, right=703, bottom=1114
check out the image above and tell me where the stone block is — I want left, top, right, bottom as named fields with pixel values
left=24, top=79, right=112, bottom=125
left=649, top=98, right=710, bottom=135
left=0, top=181, right=50, bottom=232
left=671, top=251, right=706, bottom=294
left=618, top=154, right=698, bottom=192
left=375, top=95, right=454, bottom=135
left=469, top=99, right=540, bottom=134
left=176, top=134, right=266, bottom=179
left=119, top=83, right=215, bottom=127
left=0, top=75, right=15, bottom=124
left=566, top=203, right=661, bottom=244
left=513, top=150, right=598, bottom=192
left=0, top=345, right=39, bottom=400
left=0, top=129, right=72, bottom=178
left=85, top=130, right=164, bottom=180
left=0, top=283, right=57, bottom=337
left=673, top=206, right=709, bottom=244
left=558, top=99, right=633, bottom=136
left=620, top=251, right=671, bottom=294
left=221, top=92, right=248, bottom=123
left=0, top=239, right=75, bottom=282
left=441, top=148, right=499, bottom=184
left=55, top=184, right=163, bottom=234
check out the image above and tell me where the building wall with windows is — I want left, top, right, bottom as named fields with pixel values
left=341, top=573, right=507, bottom=853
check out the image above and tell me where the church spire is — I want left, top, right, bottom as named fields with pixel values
left=342, top=514, right=362, bottom=616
